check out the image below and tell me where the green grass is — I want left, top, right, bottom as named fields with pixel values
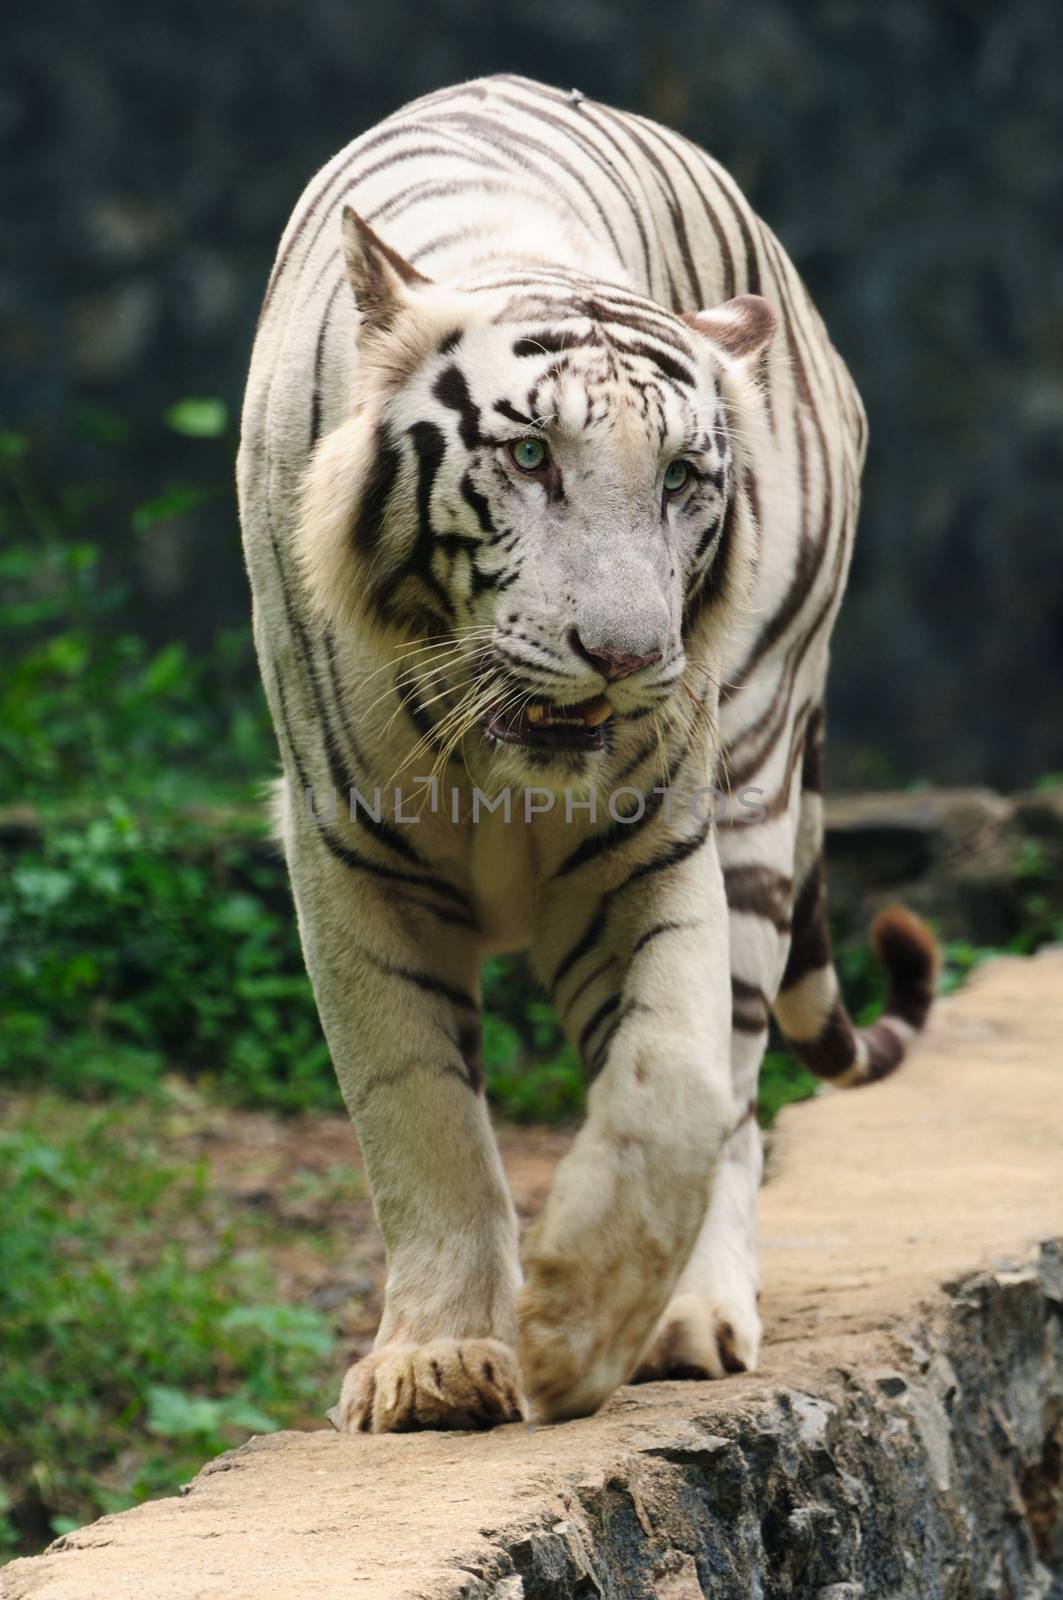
left=0, top=1097, right=338, bottom=1557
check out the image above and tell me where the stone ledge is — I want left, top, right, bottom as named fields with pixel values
left=5, top=952, right=1063, bottom=1600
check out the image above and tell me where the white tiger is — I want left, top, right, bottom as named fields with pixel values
left=237, top=74, right=937, bottom=1430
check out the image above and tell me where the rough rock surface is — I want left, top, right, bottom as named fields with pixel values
left=5, top=951, right=1063, bottom=1600
left=823, top=787, right=1063, bottom=947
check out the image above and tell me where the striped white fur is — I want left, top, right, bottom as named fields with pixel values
left=238, top=75, right=935, bottom=1429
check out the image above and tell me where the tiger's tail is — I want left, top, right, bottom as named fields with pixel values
left=773, top=900, right=940, bottom=1088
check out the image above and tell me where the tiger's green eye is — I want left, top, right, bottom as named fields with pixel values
left=509, top=437, right=547, bottom=472
left=663, top=459, right=690, bottom=493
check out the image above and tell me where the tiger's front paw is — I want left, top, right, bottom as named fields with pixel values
left=517, top=1242, right=669, bottom=1423
left=633, top=1292, right=760, bottom=1383
left=516, top=1130, right=716, bottom=1420
left=334, top=1338, right=524, bottom=1433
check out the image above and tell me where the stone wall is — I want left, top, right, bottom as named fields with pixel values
left=823, top=785, right=1063, bottom=948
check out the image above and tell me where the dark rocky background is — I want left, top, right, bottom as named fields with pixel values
left=3, top=0, right=1061, bottom=788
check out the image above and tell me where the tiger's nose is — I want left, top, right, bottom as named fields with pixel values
left=569, top=629, right=663, bottom=682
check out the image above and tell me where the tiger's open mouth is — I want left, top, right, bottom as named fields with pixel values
left=483, top=695, right=614, bottom=752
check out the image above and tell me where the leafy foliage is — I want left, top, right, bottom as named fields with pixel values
left=0, top=1103, right=333, bottom=1555
left=164, top=398, right=229, bottom=439
left=480, top=959, right=586, bottom=1122
left=0, top=799, right=593, bottom=1116
left=1, top=805, right=339, bottom=1109
left=0, top=424, right=271, bottom=807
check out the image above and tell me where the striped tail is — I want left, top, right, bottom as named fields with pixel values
left=773, top=900, right=940, bottom=1089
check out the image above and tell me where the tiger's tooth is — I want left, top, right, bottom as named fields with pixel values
left=581, top=697, right=614, bottom=727
left=526, top=704, right=546, bottom=724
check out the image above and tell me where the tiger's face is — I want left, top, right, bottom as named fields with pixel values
left=299, top=211, right=776, bottom=777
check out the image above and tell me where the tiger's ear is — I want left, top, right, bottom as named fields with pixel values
left=341, top=206, right=432, bottom=335
left=683, top=294, right=777, bottom=366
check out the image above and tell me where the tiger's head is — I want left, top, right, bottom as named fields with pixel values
left=298, top=208, right=776, bottom=780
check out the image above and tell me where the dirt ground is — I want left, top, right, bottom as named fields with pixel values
left=163, top=1101, right=575, bottom=1384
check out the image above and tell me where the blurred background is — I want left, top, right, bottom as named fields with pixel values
left=4, top=0, right=1062, bottom=785
left=2, top=0, right=1062, bottom=1563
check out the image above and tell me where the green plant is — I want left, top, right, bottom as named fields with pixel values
left=0, top=804, right=338, bottom=1110
left=0, top=421, right=273, bottom=808
left=757, top=1049, right=820, bottom=1126
left=0, top=1103, right=334, bottom=1557
left=481, top=959, right=586, bottom=1121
